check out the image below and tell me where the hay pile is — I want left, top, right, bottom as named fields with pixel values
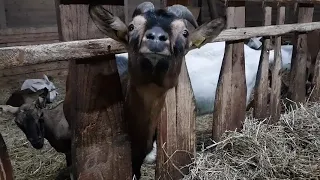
left=184, top=102, right=320, bottom=180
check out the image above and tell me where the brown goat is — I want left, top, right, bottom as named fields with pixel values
left=63, top=2, right=226, bottom=179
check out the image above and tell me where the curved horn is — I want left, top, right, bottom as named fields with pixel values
left=166, top=5, right=198, bottom=28
left=132, top=2, right=155, bottom=18
left=0, top=105, right=19, bottom=114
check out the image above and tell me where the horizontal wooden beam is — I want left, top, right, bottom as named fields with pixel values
left=213, top=21, right=320, bottom=42
left=0, top=38, right=125, bottom=69
left=223, top=0, right=320, bottom=3
left=1, top=21, right=320, bottom=69
left=58, top=0, right=124, bottom=5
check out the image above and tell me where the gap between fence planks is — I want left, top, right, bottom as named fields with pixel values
left=270, top=5, right=285, bottom=124
left=253, top=4, right=272, bottom=119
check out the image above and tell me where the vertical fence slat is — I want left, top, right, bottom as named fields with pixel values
left=288, top=3, right=314, bottom=103
left=55, top=2, right=132, bottom=179
left=156, top=0, right=196, bottom=179
left=212, top=1, right=246, bottom=141
left=71, top=55, right=131, bottom=180
left=254, top=4, right=272, bottom=119
left=270, top=4, right=285, bottom=123
left=0, top=132, right=13, bottom=180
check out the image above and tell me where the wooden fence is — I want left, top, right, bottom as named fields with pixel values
left=1, top=0, right=320, bottom=179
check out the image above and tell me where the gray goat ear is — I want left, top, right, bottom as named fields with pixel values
left=89, top=4, right=128, bottom=44
left=189, top=16, right=226, bottom=49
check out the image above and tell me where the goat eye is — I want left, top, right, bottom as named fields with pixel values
left=128, top=24, right=134, bottom=32
left=183, top=30, right=189, bottom=38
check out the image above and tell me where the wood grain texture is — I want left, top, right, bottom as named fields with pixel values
left=2, top=21, right=320, bottom=67
left=0, top=38, right=125, bottom=69
left=254, top=5, right=272, bottom=119
left=156, top=0, right=196, bottom=178
left=58, top=4, right=124, bottom=41
left=56, top=2, right=132, bottom=179
left=288, top=4, right=314, bottom=103
left=156, top=61, right=196, bottom=179
left=270, top=5, right=285, bottom=124
left=0, top=132, right=14, bottom=180
left=70, top=55, right=131, bottom=180
left=212, top=3, right=246, bottom=141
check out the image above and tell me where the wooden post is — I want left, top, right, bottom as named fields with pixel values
left=156, top=1, right=196, bottom=179
left=253, top=3, right=272, bottom=119
left=212, top=1, right=246, bottom=141
left=288, top=3, right=314, bottom=103
left=270, top=4, right=285, bottom=123
left=0, top=132, right=13, bottom=180
left=55, top=1, right=132, bottom=179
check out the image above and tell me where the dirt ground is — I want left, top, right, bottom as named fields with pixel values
left=0, top=74, right=213, bottom=180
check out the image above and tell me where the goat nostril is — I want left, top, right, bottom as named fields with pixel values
left=146, top=33, right=155, bottom=40
left=159, top=35, right=167, bottom=41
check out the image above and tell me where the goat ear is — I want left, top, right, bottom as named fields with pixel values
left=89, top=4, right=128, bottom=44
left=0, top=105, right=19, bottom=114
left=189, top=16, right=226, bottom=49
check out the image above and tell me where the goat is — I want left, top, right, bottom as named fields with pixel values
left=0, top=96, right=72, bottom=179
left=79, top=2, right=226, bottom=179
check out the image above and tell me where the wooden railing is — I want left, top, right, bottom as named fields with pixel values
left=0, top=0, right=320, bottom=179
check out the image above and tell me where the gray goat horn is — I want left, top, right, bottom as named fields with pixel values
left=132, top=2, right=155, bottom=18
left=166, top=4, right=198, bottom=28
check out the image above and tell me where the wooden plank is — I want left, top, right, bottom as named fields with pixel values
left=0, top=32, right=58, bottom=44
left=212, top=21, right=320, bottom=43
left=156, top=0, right=196, bottom=179
left=1, top=39, right=60, bottom=47
left=0, top=132, right=13, bottom=180
left=212, top=2, right=246, bottom=141
left=0, top=0, right=6, bottom=29
left=288, top=4, right=314, bottom=103
left=5, top=0, right=57, bottom=28
left=0, top=26, right=58, bottom=35
left=2, top=21, right=320, bottom=68
left=254, top=5, right=272, bottom=119
left=0, top=26, right=59, bottom=46
left=0, top=61, right=68, bottom=77
left=59, top=0, right=124, bottom=5
left=0, top=38, right=125, bottom=70
left=69, top=55, right=131, bottom=180
left=55, top=2, right=131, bottom=179
left=156, top=61, right=196, bottom=179
left=0, top=69, right=68, bottom=86
left=270, top=5, right=285, bottom=124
